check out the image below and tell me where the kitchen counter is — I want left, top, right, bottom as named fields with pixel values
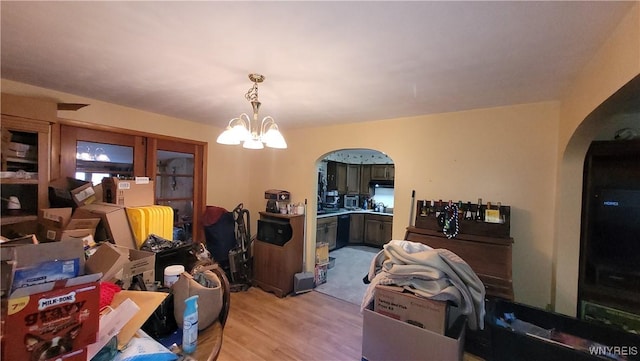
left=316, top=208, right=393, bottom=218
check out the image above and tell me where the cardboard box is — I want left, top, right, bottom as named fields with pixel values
left=3, top=273, right=101, bottom=361
left=49, top=177, right=96, bottom=208
left=59, top=229, right=97, bottom=250
left=362, top=305, right=466, bottom=361
left=38, top=208, right=100, bottom=242
left=72, top=202, right=136, bottom=249
left=315, top=263, right=328, bottom=286
left=93, top=183, right=103, bottom=203
left=38, top=207, right=73, bottom=234
left=87, top=297, right=140, bottom=359
left=109, top=290, right=168, bottom=350
left=1, top=239, right=88, bottom=299
left=85, top=242, right=155, bottom=289
left=60, top=218, right=100, bottom=242
left=102, top=177, right=155, bottom=207
left=0, top=239, right=86, bottom=279
left=7, top=141, right=37, bottom=159
left=374, top=285, right=454, bottom=335
left=40, top=207, right=73, bottom=224
left=316, top=242, right=329, bottom=264
left=0, top=241, right=100, bottom=360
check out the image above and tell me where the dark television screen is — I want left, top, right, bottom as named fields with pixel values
left=590, top=189, right=640, bottom=267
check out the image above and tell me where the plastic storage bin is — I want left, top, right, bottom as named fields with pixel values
left=126, top=205, right=174, bottom=247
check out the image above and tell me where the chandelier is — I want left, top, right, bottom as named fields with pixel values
left=216, top=73, right=287, bottom=149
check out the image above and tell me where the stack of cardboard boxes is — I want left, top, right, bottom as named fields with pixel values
left=315, top=242, right=329, bottom=286
left=0, top=176, right=171, bottom=360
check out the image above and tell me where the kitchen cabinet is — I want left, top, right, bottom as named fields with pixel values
left=317, top=216, right=338, bottom=250
left=371, top=164, right=394, bottom=180
left=360, top=164, right=372, bottom=196
left=326, top=161, right=347, bottom=193
left=346, top=164, right=360, bottom=194
left=1, top=94, right=55, bottom=236
left=253, top=212, right=305, bottom=297
left=349, top=213, right=364, bottom=244
left=364, top=213, right=393, bottom=247
left=326, top=161, right=337, bottom=190
left=336, top=162, right=347, bottom=194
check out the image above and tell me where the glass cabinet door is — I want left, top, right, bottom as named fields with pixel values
left=59, top=125, right=146, bottom=182
left=155, top=150, right=194, bottom=242
left=1, top=115, right=50, bottom=235
left=74, top=141, right=134, bottom=185
left=147, top=138, right=205, bottom=243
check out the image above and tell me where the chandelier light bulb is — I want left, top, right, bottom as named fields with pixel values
left=216, top=73, right=287, bottom=149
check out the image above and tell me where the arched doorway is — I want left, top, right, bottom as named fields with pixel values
left=554, top=75, right=640, bottom=317
left=312, top=148, right=395, bottom=305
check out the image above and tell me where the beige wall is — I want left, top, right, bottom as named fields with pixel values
left=553, top=4, right=640, bottom=315
left=1, top=2, right=638, bottom=312
left=0, top=78, right=560, bottom=309
left=251, top=102, right=560, bottom=308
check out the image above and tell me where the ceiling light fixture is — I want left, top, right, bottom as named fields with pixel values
left=216, top=73, right=287, bottom=149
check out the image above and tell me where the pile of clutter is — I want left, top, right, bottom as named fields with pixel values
left=0, top=176, right=222, bottom=361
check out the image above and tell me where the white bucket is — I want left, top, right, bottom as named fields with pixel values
left=164, top=265, right=185, bottom=287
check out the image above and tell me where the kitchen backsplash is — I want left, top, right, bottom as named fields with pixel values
left=371, top=187, right=394, bottom=208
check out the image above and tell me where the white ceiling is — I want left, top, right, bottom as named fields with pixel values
left=0, top=1, right=635, bottom=131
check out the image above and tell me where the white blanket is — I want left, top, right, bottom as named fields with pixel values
left=361, top=240, right=486, bottom=330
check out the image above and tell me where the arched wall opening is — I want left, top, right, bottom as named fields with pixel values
left=553, top=74, right=640, bottom=316
left=311, top=148, right=395, bottom=304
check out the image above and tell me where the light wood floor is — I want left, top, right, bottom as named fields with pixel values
left=194, top=286, right=484, bottom=361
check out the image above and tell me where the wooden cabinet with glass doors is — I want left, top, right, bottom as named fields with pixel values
left=1, top=94, right=55, bottom=237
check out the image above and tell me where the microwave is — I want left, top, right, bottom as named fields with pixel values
left=257, top=218, right=293, bottom=246
left=344, top=195, right=359, bottom=209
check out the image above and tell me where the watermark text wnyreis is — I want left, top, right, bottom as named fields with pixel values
left=589, top=345, right=638, bottom=358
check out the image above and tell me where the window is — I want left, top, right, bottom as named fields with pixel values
left=74, top=141, right=134, bottom=185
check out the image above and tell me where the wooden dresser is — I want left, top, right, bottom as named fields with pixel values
left=404, top=226, right=513, bottom=300
left=408, top=200, right=514, bottom=300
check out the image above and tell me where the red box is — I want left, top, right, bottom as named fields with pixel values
left=3, top=273, right=101, bottom=361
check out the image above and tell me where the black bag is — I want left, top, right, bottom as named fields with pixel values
left=141, top=289, right=178, bottom=339
left=204, top=211, right=236, bottom=269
